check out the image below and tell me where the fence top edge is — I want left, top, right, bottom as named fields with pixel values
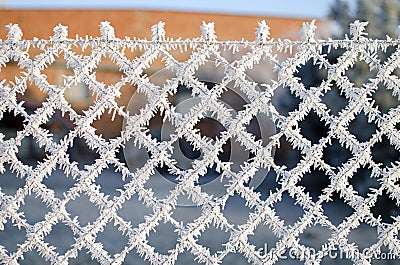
left=1, top=38, right=400, bottom=48
left=2, top=20, right=400, bottom=48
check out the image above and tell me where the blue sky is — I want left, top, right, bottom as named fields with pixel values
left=0, top=0, right=350, bottom=19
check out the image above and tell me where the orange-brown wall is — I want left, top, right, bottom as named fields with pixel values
left=0, top=10, right=323, bottom=40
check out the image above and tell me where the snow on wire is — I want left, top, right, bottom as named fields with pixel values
left=0, top=19, right=400, bottom=265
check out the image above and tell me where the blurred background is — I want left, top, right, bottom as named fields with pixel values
left=1, top=1, right=400, bottom=264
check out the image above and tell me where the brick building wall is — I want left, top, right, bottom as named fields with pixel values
left=0, top=10, right=325, bottom=40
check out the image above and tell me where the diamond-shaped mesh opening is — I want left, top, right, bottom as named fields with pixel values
left=63, top=81, right=93, bottom=113
left=95, top=222, right=129, bottom=257
left=19, top=84, right=48, bottom=112
left=245, top=116, right=263, bottom=144
left=158, top=115, right=233, bottom=186
left=256, top=170, right=281, bottom=199
left=19, top=250, right=51, bottom=265
left=19, top=193, right=50, bottom=224
left=248, top=55, right=277, bottom=82
left=222, top=252, right=251, bottom=265
left=70, top=249, right=100, bottom=265
left=347, top=222, right=377, bottom=250
left=195, top=117, right=228, bottom=142
left=322, top=192, right=354, bottom=226
left=91, top=110, right=124, bottom=140
left=95, top=165, right=129, bottom=198
left=298, top=169, right=330, bottom=202
left=0, top=60, right=25, bottom=86
left=273, top=193, right=304, bottom=226
left=174, top=251, right=201, bottom=265
left=323, top=138, right=352, bottom=168
left=274, top=136, right=301, bottom=170
left=348, top=166, right=379, bottom=197
left=0, top=164, right=25, bottom=195
left=298, top=224, right=332, bottom=250
left=16, top=135, right=48, bottom=166
left=200, top=162, right=232, bottom=194
left=90, top=66, right=128, bottom=87
left=169, top=84, right=190, bottom=108
left=247, top=222, right=279, bottom=256
left=345, top=59, right=379, bottom=88
left=372, top=82, right=400, bottom=114
left=272, top=85, right=301, bottom=117
left=298, top=110, right=330, bottom=144
left=221, top=193, right=252, bottom=226
left=371, top=134, right=400, bottom=168
left=117, top=194, right=153, bottom=228
left=114, top=144, right=126, bottom=164
left=0, top=79, right=47, bottom=119
left=199, top=72, right=224, bottom=89
left=58, top=62, right=91, bottom=104
left=145, top=56, right=165, bottom=73
left=196, top=224, right=230, bottom=255
left=219, top=84, right=247, bottom=113
left=177, top=136, right=201, bottom=160
left=117, top=83, right=135, bottom=105
left=371, top=192, right=400, bottom=224
left=247, top=115, right=276, bottom=158
left=66, top=136, right=100, bottom=170
left=376, top=45, right=397, bottom=62
left=147, top=221, right=178, bottom=255
left=42, top=168, right=75, bottom=199
left=0, top=218, right=26, bottom=253
left=143, top=170, right=180, bottom=201
left=146, top=109, right=165, bottom=142
left=65, top=193, right=100, bottom=226
left=123, top=249, right=148, bottom=265
left=39, top=110, right=74, bottom=144
left=151, top=114, right=232, bottom=189
left=200, top=161, right=226, bottom=185
left=41, top=60, right=62, bottom=80
left=123, top=134, right=149, bottom=174
left=43, top=221, right=75, bottom=255
left=293, top=59, right=328, bottom=89
left=171, top=206, right=202, bottom=225
left=321, top=82, right=349, bottom=116
left=0, top=110, right=25, bottom=140
left=348, top=112, right=378, bottom=142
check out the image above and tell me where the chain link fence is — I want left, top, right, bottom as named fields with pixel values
left=0, top=20, right=400, bottom=264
